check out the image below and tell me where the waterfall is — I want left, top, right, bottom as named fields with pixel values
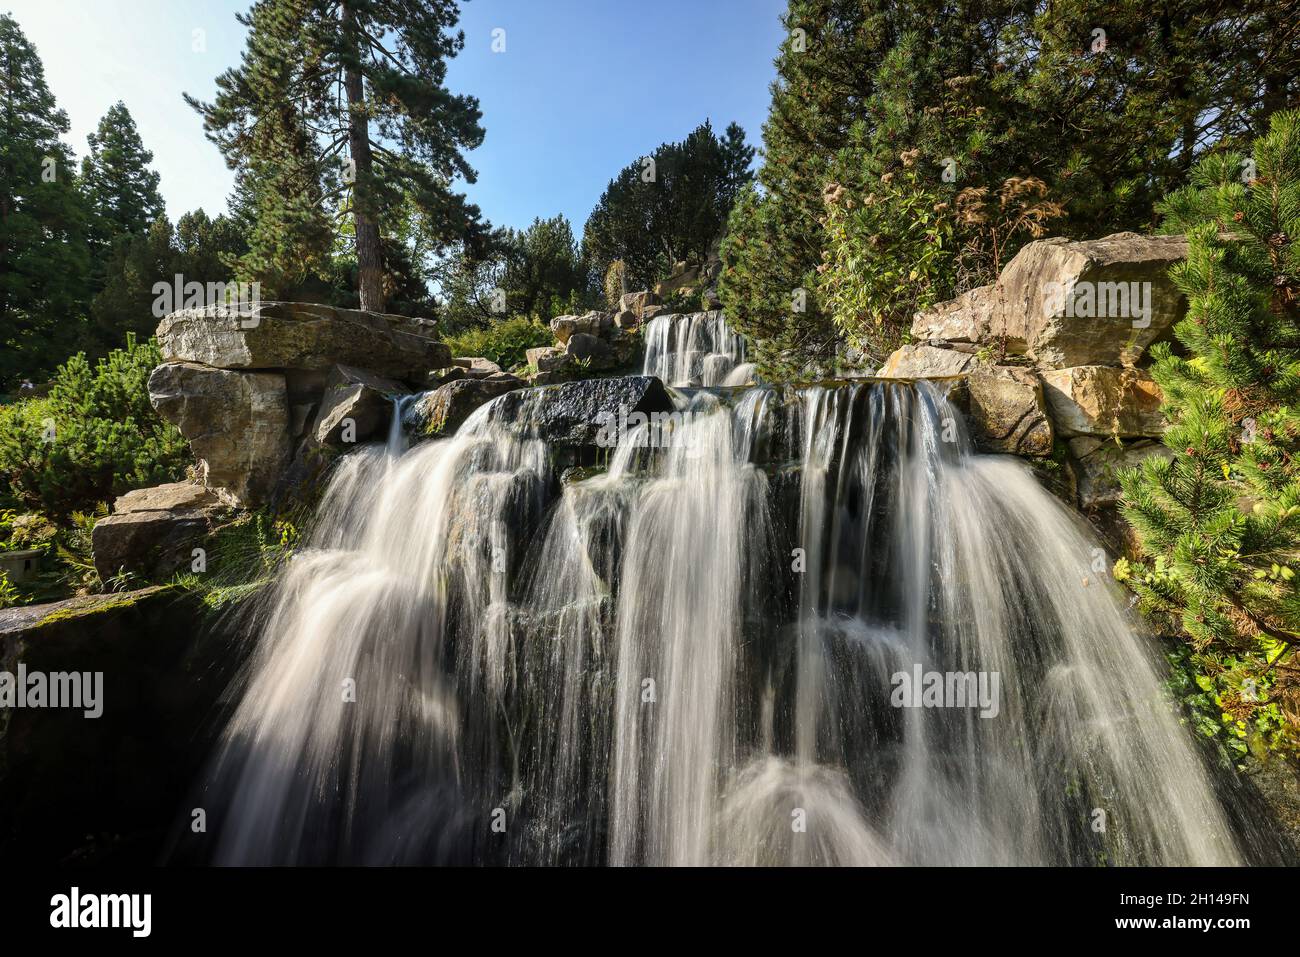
left=196, top=378, right=1250, bottom=866
left=643, top=311, right=747, bottom=386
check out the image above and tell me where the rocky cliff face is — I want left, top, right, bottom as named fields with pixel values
left=882, top=231, right=1184, bottom=528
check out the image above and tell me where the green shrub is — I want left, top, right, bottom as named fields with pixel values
left=444, top=316, right=553, bottom=372
left=0, top=335, right=189, bottom=519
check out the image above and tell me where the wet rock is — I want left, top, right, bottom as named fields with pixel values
left=404, top=376, right=525, bottom=438
left=879, top=344, right=977, bottom=378
left=156, top=301, right=450, bottom=382
left=1041, top=366, right=1165, bottom=437
left=486, top=375, right=675, bottom=448
left=90, top=482, right=227, bottom=582
left=148, top=361, right=290, bottom=506
left=965, top=365, right=1053, bottom=456
left=988, top=232, right=1188, bottom=367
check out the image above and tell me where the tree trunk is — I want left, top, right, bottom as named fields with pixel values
left=341, top=2, right=384, bottom=313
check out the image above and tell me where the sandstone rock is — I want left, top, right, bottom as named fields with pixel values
left=453, top=356, right=502, bottom=376
left=988, top=232, right=1188, bottom=367
left=655, top=262, right=702, bottom=298
left=486, top=375, right=675, bottom=448
left=965, top=365, right=1053, bottom=456
left=526, top=346, right=571, bottom=373
left=551, top=311, right=613, bottom=344
left=1069, top=436, right=1173, bottom=508
left=614, top=308, right=640, bottom=330
left=879, top=344, right=977, bottom=378
left=148, top=361, right=291, bottom=505
left=90, top=482, right=226, bottom=581
left=310, top=364, right=409, bottom=446
left=1040, top=366, right=1165, bottom=437
left=618, top=290, right=660, bottom=316
left=403, top=376, right=525, bottom=438
left=911, top=285, right=993, bottom=344
left=155, top=301, right=450, bottom=382
left=428, top=366, right=468, bottom=388
left=567, top=332, right=617, bottom=368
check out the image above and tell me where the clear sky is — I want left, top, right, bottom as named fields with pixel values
left=6, top=0, right=787, bottom=233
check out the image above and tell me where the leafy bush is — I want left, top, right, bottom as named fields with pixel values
left=0, top=335, right=189, bottom=519
left=818, top=151, right=954, bottom=363
left=444, top=316, right=553, bottom=372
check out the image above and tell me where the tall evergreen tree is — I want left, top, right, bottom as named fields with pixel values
left=79, top=101, right=164, bottom=245
left=0, top=13, right=91, bottom=386
left=187, top=0, right=487, bottom=313
left=583, top=120, right=754, bottom=289
left=1119, top=110, right=1300, bottom=749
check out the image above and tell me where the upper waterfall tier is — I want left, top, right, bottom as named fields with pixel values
left=642, top=311, right=749, bottom=387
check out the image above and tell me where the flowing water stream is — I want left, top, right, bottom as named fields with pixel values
left=195, top=363, right=1262, bottom=865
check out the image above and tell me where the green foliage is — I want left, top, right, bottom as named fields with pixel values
left=583, top=120, right=754, bottom=290
left=187, top=0, right=488, bottom=312
left=0, top=336, right=189, bottom=519
left=0, top=571, right=18, bottom=609
left=724, top=0, right=1299, bottom=374
left=79, top=101, right=164, bottom=245
left=1119, top=110, right=1300, bottom=751
left=436, top=216, right=592, bottom=333
left=0, top=13, right=93, bottom=387
left=444, top=316, right=553, bottom=373
left=819, top=151, right=954, bottom=361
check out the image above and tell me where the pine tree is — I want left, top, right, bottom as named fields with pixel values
left=719, top=0, right=889, bottom=377
left=79, top=101, right=164, bottom=245
left=0, top=13, right=92, bottom=386
left=187, top=0, right=487, bottom=312
left=1118, top=109, right=1300, bottom=748
left=583, top=120, right=755, bottom=291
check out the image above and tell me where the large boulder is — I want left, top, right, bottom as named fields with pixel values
left=619, top=290, right=660, bottom=317
left=403, top=376, right=526, bottom=438
left=566, top=332, right=618, bottom=369
left=309, top=364, right=409, bottom=447
left=911, top=285, right=994, bottom=344
left=148, top=361, right=291, bottom=506
left=988, top=232, right=1188, bottom=367
left=879, top=344, right=977, bottom=378
left=550, top=311, right=613, bottom=344
left=965, top=365, right=1053, bottom=456
left=90, top=482, right=227, bottom=582
left=156, top=301, right=450, bottom=382
left=485, top=375, right=676, bottom=448
left=1040, top=366, right=1165, bottom=437
left=1069, top=436, right=1174, bottom=509
left=0, top=585, right=243, bottom=863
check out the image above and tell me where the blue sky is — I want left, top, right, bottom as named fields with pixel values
left=6, top=0, right=787, bottom=233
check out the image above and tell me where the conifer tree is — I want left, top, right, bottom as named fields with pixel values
left=187, top=0, right=487, bottom=312
left=79, top=101, right=164, bottom=245
left=1119, top=110, right=1300, bottom=747
left=0, top=13, right=92, bottom=386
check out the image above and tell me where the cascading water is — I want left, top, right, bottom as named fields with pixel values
left=195, top=373, right=1264, bottom=866
left=642, top=311, right=750, bottom=386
